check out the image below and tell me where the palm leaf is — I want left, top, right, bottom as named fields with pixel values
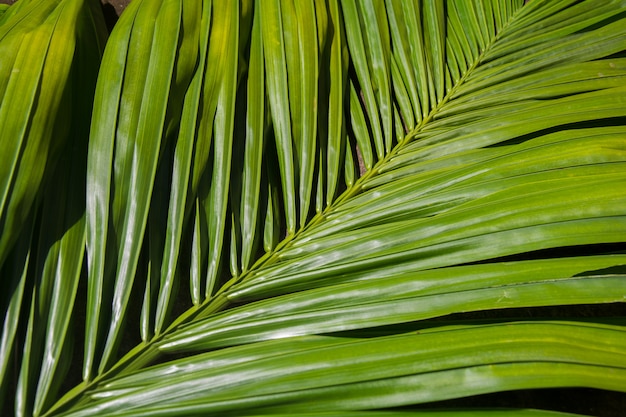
left=46, top=322, right=626, bottom=415
left=1, top=0, right=625, bottom=416
left=84, top=0, right=200, bottom=378
left=0, top=0, right=96, bottom=268
left=0, top=0, right=106, bottom=412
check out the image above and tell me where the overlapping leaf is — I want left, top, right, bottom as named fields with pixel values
left=0, top=0, right=95, bottom=268
left=0, top=0, right=107, bottom=413
left=84, top=0, right=203, bottom=378
left=54, top=322, right=626, bottom=415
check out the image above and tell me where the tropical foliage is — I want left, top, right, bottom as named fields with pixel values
left=1, top=0, right=625, bottom=415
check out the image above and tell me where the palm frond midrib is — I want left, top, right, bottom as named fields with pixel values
left=218, top=4, right=522, bottom=287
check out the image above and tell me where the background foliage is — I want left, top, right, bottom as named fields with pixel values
left=1, top=0, right=625, bottom=416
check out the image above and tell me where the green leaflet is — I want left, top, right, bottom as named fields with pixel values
left=17, top=128, right=87, bottom=417
left=225, top=170, right=626, bottom=298
left=0, top=0, right=77, bottom=269
left=341, top=0, right=386, bottom=159
left=17, top=2, right=105, bottom=413
left=83, top=0, right=140, bottom=383
left=0, top=215, right=33, bottom=411
left=186, top=0, right=246, bottom=299
left=85, top=0, right=196, bottom=378
left=150, top=0, right=202, bottom=337
left=0, top=0, right=106, bottom=412
left=57, top=322, right=626, bottom=415
left=321, top=0, right=348, bottom=206
left=239, top=2, right=265, bottom=272
left=260, top=0, right=297, bottom=234
left=203, top=0, right=240, bottom=297
left=161, top=256, right=626, bottom=350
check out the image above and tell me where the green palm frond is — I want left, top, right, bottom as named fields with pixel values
left=1, top=0, right=625, bottom=415
left=61, top=322, right=626, bottom=416
left=0, top=0, right=106, bottom=414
